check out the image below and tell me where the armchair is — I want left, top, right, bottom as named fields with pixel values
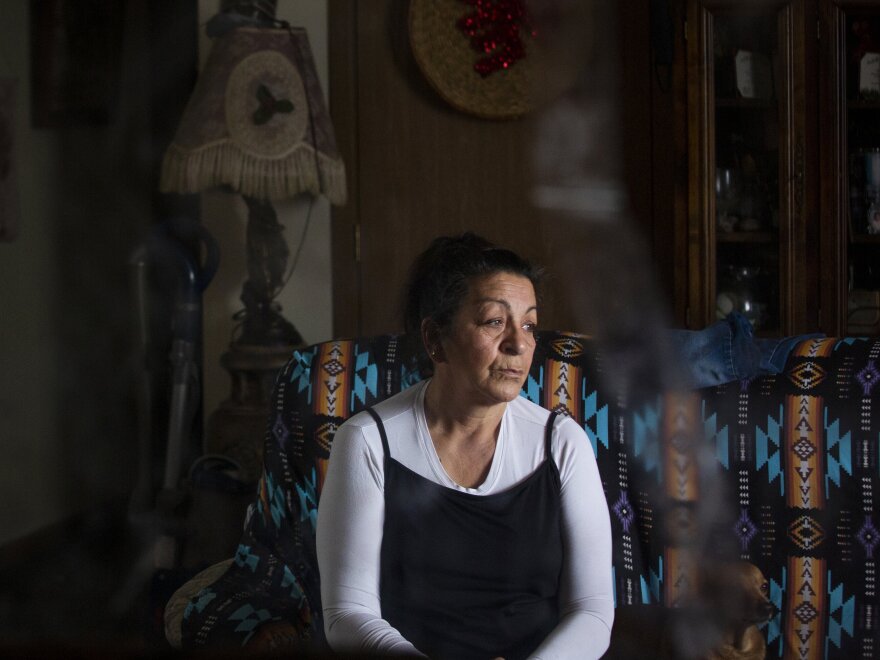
left=165, top=330, right=879, bottom=659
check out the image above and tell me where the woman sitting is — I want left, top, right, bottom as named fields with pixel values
left=316, top=233, right=614, bottom=659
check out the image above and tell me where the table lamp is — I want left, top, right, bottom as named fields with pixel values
left=160, top=19, right=346, bottom=482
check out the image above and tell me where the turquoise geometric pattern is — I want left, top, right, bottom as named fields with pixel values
left=826, top=572, right=855, bottom=655
left=229, top=603, right=272, bottom=640
left=264, top=472, right=286, bottom=528
left=766, top=569, right=785, bottom=653
left=282, top=565, right=308, bottom=606
left=756, top=404, right=784, bottom=495
left=639, top=555, right=662, bottom=605
left=289, top=347, right=316, bottom=402
left=183, top=588, right=217, bottom=620
left=234, top=544, right=260, bottom=573
left=631, top=399, right=661, bottom=480
left=520, top=367, right=543, bottom=405
left=400, top=362, right=422, bottom=391
left=351, top=347, right=378, bottom=408
left=702, top=400, right=729, bottom=469
left=583, top=386, right=609, bottom=454
left=294, top=467, right=318, bottom=532
left=824, top=410, right=852, bottom=498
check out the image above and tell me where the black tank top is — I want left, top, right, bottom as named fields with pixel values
left=367, top=408, right=563, bottom=660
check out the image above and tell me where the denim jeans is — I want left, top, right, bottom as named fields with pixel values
left=666, top=313, right=823, bottom=388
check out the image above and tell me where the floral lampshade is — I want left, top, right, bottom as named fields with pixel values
left=160, top=26, right=346, bottom=204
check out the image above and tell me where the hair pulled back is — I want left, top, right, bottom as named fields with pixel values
left=402, top=232, right=543, bottom=338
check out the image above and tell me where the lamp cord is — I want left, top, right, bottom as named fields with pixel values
left=274, top=19, right=327, bottom=297
left=277, top=194, right=313, bottom=293
left=275, top=20, right=322, bottom=297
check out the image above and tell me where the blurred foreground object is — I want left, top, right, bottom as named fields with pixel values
left=527, top=1, right=726, bottom=657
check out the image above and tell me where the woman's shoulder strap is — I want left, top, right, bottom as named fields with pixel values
left=364, top=407, right=390, bottom=458
left=544, top=410, right=559, bottom=461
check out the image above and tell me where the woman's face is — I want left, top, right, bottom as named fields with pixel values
left=436, top=271, right=538, bottom=408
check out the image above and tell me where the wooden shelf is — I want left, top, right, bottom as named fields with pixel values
left=850, top=234, right=880, bottom=245
left=717, top=231, right=777, bottom=243
left=848, top=100, right=880, bottom=110
left=716, top=98, right=776, bottom=109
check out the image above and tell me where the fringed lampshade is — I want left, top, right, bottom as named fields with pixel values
left=161, top=24, right=345, bottom=349
left=161, top=26, right=346, bottom=205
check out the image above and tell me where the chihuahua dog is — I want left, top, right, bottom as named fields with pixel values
left=703, top=561, right=775, bottom=660
left=604, top=561, right=776, bottom=660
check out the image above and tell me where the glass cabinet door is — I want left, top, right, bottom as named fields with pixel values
left=821, top=1, right=880, bottom=337
left=687, top=0, right=810, bottom=335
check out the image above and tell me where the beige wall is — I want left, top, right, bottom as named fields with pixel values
left=198, top=0, right=334, bottom=433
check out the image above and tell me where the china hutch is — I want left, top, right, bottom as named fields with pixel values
left=681, top=0, right=880, bottom=336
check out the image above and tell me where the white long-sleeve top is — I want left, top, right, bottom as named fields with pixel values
left=316, top=379, right=614, bottom=659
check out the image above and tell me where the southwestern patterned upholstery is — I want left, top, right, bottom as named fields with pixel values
left=177, top=332, right=880, bottom=659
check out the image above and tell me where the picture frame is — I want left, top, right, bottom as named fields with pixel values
left=30, top=0, right=124, bottom=127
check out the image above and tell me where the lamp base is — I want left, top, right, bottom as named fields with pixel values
left=236, top=301, right=304, bottom=347
left=204, top=341, right=301, bottom=483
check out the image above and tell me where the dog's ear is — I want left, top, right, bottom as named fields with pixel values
left=740, top=562, right=769, bottom=598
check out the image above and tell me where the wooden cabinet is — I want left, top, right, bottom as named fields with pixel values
left=681, top=0, right=880, bottom=336
left=685, top=0, right=817, bottom=335
left=820, top=0, right=880, bottom=335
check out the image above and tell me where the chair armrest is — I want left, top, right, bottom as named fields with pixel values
left=164, top=558, right=234, bottom=648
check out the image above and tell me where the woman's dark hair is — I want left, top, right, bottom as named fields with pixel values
left=403, top=232, right=543, bottom=338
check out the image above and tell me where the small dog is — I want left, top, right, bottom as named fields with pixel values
left=703, top=561, right=776, bottom=660
left=604, top=561, right=777, bottom=660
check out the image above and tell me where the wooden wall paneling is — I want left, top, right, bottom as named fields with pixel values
left=655, top=0, right=690, bottom=328
left=620, top=1, right=655, bottom=247
left=329, top=0, right=360, bottom=338
left=636, top=0, right=691, bottom=327
left=616, top=0, right=690, bottom=331
left=775, top=0, right=819, bottom=335
left=804, top=0, right=821, bottom=334
left=818, top=0, right=849, bottom=336
left=777, top=2, right=797, bottom=335
left=791, top=0, right=821, bottom=334
left=671, top=0, right=691, bottom=328
left=686, top=1, right=715, bottom=328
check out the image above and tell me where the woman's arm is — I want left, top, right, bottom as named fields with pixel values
left=530, top=417, right=615, bottom=659
left=316, top=420, right=425, bottom=657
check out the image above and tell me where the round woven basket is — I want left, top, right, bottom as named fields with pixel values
left=409, top=0, right=537, bottom=120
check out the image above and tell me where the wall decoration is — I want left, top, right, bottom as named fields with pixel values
left=30, top=0, right=124, bottom=127
left=409, top=0, right=538, bottom=120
